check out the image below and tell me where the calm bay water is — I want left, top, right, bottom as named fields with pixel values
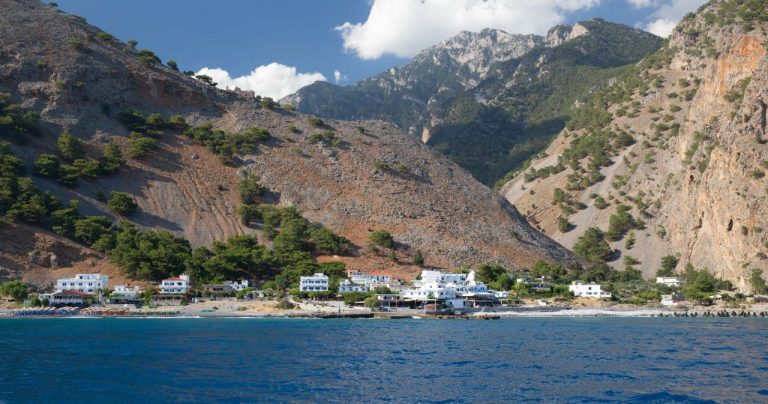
left=0, top=318, right=767, bottom=403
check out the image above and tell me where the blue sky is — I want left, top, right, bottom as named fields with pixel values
left=47, top=0, right=706, bottom=98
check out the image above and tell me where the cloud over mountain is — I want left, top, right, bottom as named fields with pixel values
left=196, top=63, right=326, bottom=99
left=628, top=0, right=708, bottom=36
left=335, top=0, right=601, bottom=60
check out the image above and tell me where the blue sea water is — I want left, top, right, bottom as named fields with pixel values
left=0, top=318, right=767, bottom=403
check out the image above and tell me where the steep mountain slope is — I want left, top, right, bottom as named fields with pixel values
left=500, top=0, right=768, bottom=289
left=283, top=21, right=661, bottom=185
left=0, top=0, right=578, bottom=287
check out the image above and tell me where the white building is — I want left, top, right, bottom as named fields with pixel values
left=661, top=294, right=686, bottom=306
left=299, top=273, right=329, bottom=292
left=401, top=270, right=506, bottom=303
left=159, top=274, right=190, bottom=294
left=55, top=274, right=109, bottom=294
left=228, top=280, right=250, bottom=292
left=350, top=272, right=391, bottom=287
left=401, top=287, right=457, bottom=301
left=418, top=270, right=467, bottom=286
left=113, top=285, right=142, bottom=297
left=338, top=280, right=369, bottom=293
left=569, top=281, right=612, bottom=299
left=656, top=277, right=683, bottom=287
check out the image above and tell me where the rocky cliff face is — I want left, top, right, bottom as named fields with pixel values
left=0, top=0, right=578, bottom=286
left=280, top=28, right=543, bottom=133
left=409, top=29, right=543, bottom=89
left=282, top=20, right=661, bottom=185
left=500, top=0, right=768, bottom=289
left=544, top=23, right=589, bottom=47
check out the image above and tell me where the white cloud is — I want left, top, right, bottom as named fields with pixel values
left=632, top=0, right=707, bottom=36
left=645, top=18, right=678, bottom=36
left=335, top=0, right=601, bottom=60
left=627, top=0, right=659, bottom=8
left=334, top=70, right=348, bottom=84
left=196, top=63, right=326, bottom=99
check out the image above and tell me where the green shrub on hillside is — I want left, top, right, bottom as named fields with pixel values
left=137, top=49, right=161, bottom=64
left=657, top=255, right=679, bottom=277
left=107, top=192, right=137, bottom=216
left=182, top=124, right=270, bottom=165
left=57, top=132, right=84, bottom=161
left=573, top=227, right=614, bottom=264
left=238, top=173, right=265, bottom=204
left=0, top=92, right=40, bottom=139
left=369, top=230, right=394, bottom=250
left=606, top=204, right=637, bottom=241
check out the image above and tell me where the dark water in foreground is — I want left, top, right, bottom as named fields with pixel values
left=1, top=318, right=767, bottom=403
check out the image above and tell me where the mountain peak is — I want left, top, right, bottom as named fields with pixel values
left=412, top=28, right=543, bottom=86
left=545, top=22, right=590, bottom=47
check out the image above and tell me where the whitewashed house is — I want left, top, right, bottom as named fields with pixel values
left=418, top=270, right=467, bottom=286
left=656, top=277, right=683, bottom=287
left=159, top=274, right=190, bottom=294
left=338, top=280, right=369, bottom=293
left=55, top=274, right=109, bottom=294
left=661, top=294, right=686, bottom=306
left=113, top=285, right=142, bottom=297
left=569, top=281, right=612, bottom=299
left=401, top=287, right=457, bottom=301
left=402, top=270, right=507, bottom=305
left=299, top=273, right=329, bottom=292
left=229, top=280, right=250, bottom=292
left=350, top=272, right=391, bottom=288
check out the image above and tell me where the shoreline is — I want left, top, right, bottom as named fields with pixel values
left=3, top=306, right=768, bottom=319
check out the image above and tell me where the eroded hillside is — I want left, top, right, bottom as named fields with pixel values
left=0, top=0, right=577, bottom=287
left=501, top=0, right=768, bottom=289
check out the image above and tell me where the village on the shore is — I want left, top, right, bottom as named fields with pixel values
left=3, top=265, right=768, bottom=319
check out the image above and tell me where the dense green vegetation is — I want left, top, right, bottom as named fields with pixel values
left=682, top=264, right=733, bottom=301
left=0, top=280, right=29, bottom=301
left=657, top=255, right=679, bottom=277
left=476, top=263, right=514, bottom=291
left=750, top=268, right=767, bottom=294
left=0, top=92, right=40, bottom=139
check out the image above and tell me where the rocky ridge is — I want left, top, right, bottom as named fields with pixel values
left=501, top=0, right=768, bottom=289
left=282, top=20, right=661, bottom=185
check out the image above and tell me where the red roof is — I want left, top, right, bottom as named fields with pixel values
left=164, top=277, right=187, bottom=281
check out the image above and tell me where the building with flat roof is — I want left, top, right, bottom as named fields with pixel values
left=55, top=274, right=109, bottom=294
left=110, top=285, right=143, bottom=305
left=299, top=273, right=329, bottom=292
left=569, top=281, right=612, bottom=299
left=159, top=274, right=190, bottom=294
left=661, top=294, right=686, bottom=306
left=338, top=280, right=369, bottom=293
left=656, top=277, right=683, bottom=287
left=49, top=290, right=91, bottom=306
